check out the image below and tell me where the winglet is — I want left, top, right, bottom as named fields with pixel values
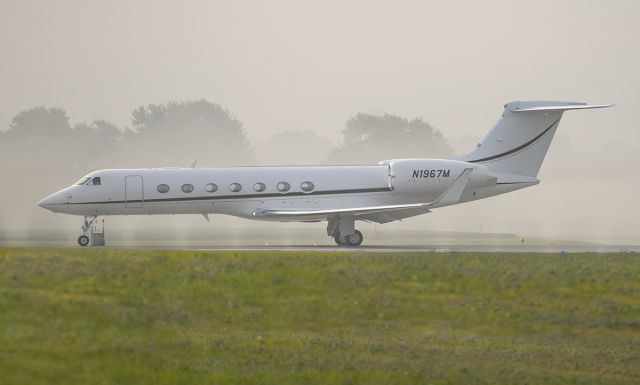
left=431, top=168, right=473, bottom=206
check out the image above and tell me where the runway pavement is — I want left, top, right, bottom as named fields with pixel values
left=125, top=244, right=640, bottom=253
left=3, top=228, right=638, bottom=252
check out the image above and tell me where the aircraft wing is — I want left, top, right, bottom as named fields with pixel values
left=253, top=202, right=433, bottom=219
left=252, top=168, right=473, bottom=220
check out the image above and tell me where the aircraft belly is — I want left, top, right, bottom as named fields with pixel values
left=217, top=195, right=378, bottom=219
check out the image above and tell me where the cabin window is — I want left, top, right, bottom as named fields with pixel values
left=181, top=184, right=194, bottom=193
left=205, top=183, right=218, bottom=193
left=253, top=183, right=266, bottom=192
left=157, top=184, right=170, bottom=193
left=87, top=177, right=101, bottom=186
left=276, top=181, right=290, bottom=193
left=229, top=183, right=242, bottom=192
left=300, top=181, right=314, bottom=192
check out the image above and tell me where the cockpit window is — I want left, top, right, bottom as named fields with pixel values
left=87, top=177, right=101, bottom=186
left=75, top=177, right=91, bottom=185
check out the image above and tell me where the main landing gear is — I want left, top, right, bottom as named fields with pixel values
left=77, top=215, right=97, bottom=247
left=334, top=230, right=364, bottom=247
left=327, top=216, right=364, bottom=247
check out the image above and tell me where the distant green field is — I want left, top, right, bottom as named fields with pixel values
left=0, top=248, right=638, bottom=384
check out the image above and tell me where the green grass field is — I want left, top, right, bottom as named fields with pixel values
left=0, top=248, right=638, bottom=384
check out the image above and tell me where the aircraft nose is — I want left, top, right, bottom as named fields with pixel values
left=38, top=195, right=55, bottom=209
left=38, top=191, right=66, bottom=210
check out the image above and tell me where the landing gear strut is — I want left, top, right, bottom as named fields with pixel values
left=328, top=216, right=364, bottom=247
left=78, top=216, right=97, bottom=247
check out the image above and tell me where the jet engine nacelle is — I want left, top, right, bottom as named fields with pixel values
left=385, top=159, right=495, bottom=197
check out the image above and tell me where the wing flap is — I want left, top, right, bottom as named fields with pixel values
left=360, top=207, right=432, bottom=224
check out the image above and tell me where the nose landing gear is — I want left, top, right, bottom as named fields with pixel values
left=77, top=216, right=104, bottom=247
left=77, top=234, right=90, bottom=247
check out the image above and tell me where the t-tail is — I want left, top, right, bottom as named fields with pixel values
left=460, top=100, right=611, bottom=177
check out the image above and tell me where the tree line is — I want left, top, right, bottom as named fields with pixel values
left=0, top=99, right=452, bottom=170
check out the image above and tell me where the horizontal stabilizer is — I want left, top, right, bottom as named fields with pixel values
left=511, top=104, right=612, bottom=113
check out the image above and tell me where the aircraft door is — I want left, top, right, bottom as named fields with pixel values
left=125, top=175, right=144, bottom=208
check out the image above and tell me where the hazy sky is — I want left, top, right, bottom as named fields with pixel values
left=1, top=0, right=638, bottom=243
left=1, top=0, right=637, bottom=148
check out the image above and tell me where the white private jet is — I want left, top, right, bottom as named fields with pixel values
left=39, top=100, right=610, bottom=247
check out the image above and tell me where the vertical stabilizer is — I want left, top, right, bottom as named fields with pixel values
left=460, top=101, right=610, bottom=177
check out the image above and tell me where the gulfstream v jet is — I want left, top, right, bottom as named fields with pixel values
left=39, top=101, right=610, bottom=246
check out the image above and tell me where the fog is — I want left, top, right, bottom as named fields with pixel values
left=1, top=0, right=638, bottom=244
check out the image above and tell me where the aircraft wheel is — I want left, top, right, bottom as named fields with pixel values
left=77, top=235, right=90, bottom=247
left=346, top=230, right=363, bottom=247
left=334, top=230, right=363, bottom=247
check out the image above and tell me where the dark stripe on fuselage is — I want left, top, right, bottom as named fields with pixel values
left=64, top=187, right=392, bottom=206
left=467, top=118, right=560, bottom=163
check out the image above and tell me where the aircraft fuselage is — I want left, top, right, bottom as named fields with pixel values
left=39, top=159, right=530, bottom=219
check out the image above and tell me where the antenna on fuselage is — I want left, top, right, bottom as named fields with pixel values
left=190, top=160, right=198, bottom=168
